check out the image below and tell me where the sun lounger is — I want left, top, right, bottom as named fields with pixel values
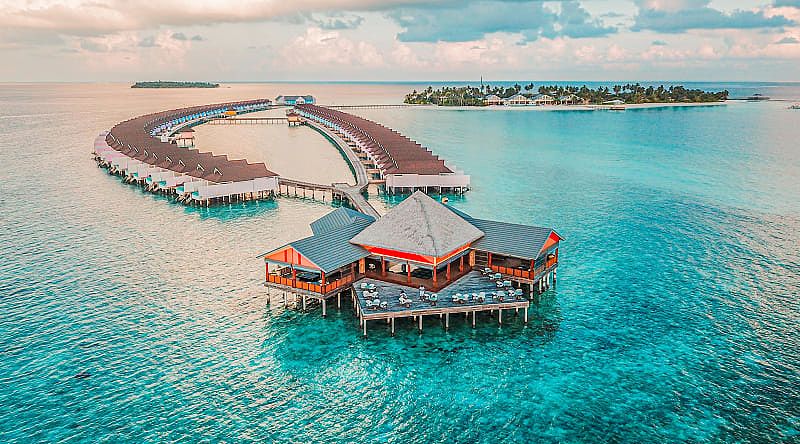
left=493, top=273, right=502, bottom=280
left=360, top=282, right=368, bottom=290
left=503, top=280, right=512, bottom=288
left=453, top=293, right=461, bottom=303
left=477, top=292, right=486, bottom=302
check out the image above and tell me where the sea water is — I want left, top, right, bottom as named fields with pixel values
left=0, top=82, right=798, bottom=442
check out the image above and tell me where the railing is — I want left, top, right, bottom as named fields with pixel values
left=266, top=273, right=355, bottom=294
left=490, top=265, right=534, bottom=280
left=490, top=261, right=557, bottom=281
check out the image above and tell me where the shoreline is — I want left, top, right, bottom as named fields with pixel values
left=406, top=101, right=728, bottom=111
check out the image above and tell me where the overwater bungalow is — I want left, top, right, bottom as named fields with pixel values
left=259, top=192, right=561, bottom=335
left=97, top=99, right=279, bottom=205
left=275, top=95, right=315, bottom=106
left=295, top=104, right=470, bottom=195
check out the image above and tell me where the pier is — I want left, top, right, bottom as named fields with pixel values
left=321, top=104, right=414, bottom=109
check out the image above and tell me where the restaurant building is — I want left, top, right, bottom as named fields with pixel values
left=259, top=192, right=561, bottom=334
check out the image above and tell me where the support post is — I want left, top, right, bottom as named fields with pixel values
left=472, top=311, right=476, bottom=328
left=445, top=313, right=449, bottom=330
left=499, top=309, right=502, bottom=325
left=302, top=295, right=307, bottom=311
left=337, top=292, right=341, bottom=309
left=322, top=299, right=326, bottom=317
left=363, top=319, right=367, bottom=337
left=418, top=315, right=423, bottom=332
left=391, top=317, right=395, bottom=336
left=524, top=307, right=528, bottom=323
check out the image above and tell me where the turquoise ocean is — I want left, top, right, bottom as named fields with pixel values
left=1, top=82, right=798, bottom=442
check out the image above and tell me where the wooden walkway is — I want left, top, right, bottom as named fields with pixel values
left=204, top=117, right=288, bottom=124
left=320, top=104, right=413, bottom=109
left=295, top=118, right=380, bottom=219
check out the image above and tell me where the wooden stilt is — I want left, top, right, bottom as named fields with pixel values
left=472, top=311, right=476, bottom=328
left=445, top=313, right=449, bottom=330
left=418, top=315, right=423, bottom=332
left=322, top=299, right=326, bottom=317
left=499, top=309, right=503, bottom=325
left=391, top=317, right=395, bottom=336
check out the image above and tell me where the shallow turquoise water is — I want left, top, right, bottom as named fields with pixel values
left=1, top=83, right=799, bottom=442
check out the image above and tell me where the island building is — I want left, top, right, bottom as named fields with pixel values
left=504, top=93, right=530, bottom=106
left=258, top=192, right=561, bottom=335
left=294, top=104, right=470, bottom=195
left=483, top=94, right=503, bottom=105
left=275, top=95, right=315, bottom=106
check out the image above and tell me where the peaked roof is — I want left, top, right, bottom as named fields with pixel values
left=350, top=191, right=484, bottom=257
left=259, top=219, right=371, bottom=273
left=311, top=207, right=376, bottom=235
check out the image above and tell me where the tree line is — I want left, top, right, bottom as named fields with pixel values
left=404, top=83, right=728, bottom=106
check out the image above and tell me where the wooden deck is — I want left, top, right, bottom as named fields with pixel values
left=352, top=271, right=531, bottom=336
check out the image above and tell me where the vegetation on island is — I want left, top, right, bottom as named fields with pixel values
left=404, top=83, right=729, bottom=106
left=131, top=81, right=220, bottom=89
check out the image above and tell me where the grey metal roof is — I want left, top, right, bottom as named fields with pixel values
left=310, top=207, right=376, bottom=236
left=444, top=205, right=558, bottom=260
left=350, top=191, right=484, bottom=257
left=468, top=218, right=554, bottom=260
left=259, top=219, right=371, bottom=273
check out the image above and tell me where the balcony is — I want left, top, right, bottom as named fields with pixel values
left=266, top=272, right=355, bottom=295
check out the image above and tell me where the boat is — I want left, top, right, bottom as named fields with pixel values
left=789, top=104, right=800, bottom=110
left=744, top=93, right=770, bottom=101
left=609, top=105, right=626, bottom=111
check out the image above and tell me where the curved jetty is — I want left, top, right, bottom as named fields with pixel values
left=295, top=104, right=470, bottom=194
left=94, top=99, right=280, bottom=205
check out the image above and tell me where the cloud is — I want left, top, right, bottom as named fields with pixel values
left=388, top=0, right=615, bottom=43
left=776, top=36, right=799, bottom=43
left=280, top=27, right=384, bottom=67
left=138, top=35, right=158, bottom=47
left=554, top=1, right=617, bottom=39
left=310, top=13, right=365, bottom=30
left=170, top=32, right=204, bottom=41
left=633, top=0, right=795, bottom=32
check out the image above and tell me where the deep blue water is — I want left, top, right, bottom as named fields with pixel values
left=1, top=83, right=799, bottom=443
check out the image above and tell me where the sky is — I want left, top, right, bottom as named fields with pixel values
left=1, top=0, right=799, bottom=82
